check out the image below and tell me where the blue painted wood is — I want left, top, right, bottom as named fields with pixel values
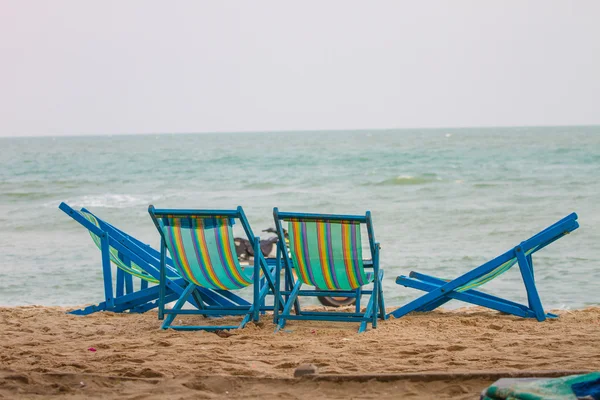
left=276, top=280, right=303, bottom=331
left=59, top=203, right=105, bottom=236
left=165, top=325, right=240, bottom=331
left=354, top=286, right=362, bottom=313
left=159, top=238, right=166, bottom=320
left=70, top=285, right=175, bottom=315
left=130, top=293, right=179, bottom=313
left=120, top=253, right=135, bottom=295
left=273, top=243, right=282, bottom=324
left=284, top=315, right=371, bottom=322
left=124, top=273, right=134, bottom=294
left=163, top=309, right=252, bottom=315
left=100, top=232, right=114, bottom=308
left=116, top=268, right=125, bottom=298
left=376, top=264, right=387, bottom=320
left=151, top=208, right=239, bottom=217
left=272, top=208, right=384, bottom=333
left=371, top=237, right=380, bottom=328
left=252, top=236, right=260, bottom=323
left=274, top=209, right=368, bottom=223
left=389, top=214, right=579, bottom=320
left=161, top=283, right=195, bottom=329
left=273, top=207, right=300, bottom=314
left=526, top=253, right=535, bottom=311
left=397, top=276, right=535, bottom=318
left=515, top=246, right=546, bottom=321
left=409, top=272, right=535, bottom=312
left=277, top=290, right=372, bottom=297
left=359, top=285, right=377, bottom=333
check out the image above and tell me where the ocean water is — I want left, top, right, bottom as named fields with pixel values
left=0, top=127, right=599, bottom=310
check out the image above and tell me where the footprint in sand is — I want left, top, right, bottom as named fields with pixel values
left=445, top=345, right=468, bottom=351
left=274, top=362, right=297, bottom=369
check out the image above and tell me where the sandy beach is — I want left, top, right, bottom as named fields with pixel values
left=1, top=306, right=599, bottom=399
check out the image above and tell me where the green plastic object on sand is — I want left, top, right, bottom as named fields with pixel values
left=480, top=372, right=600, bottom=400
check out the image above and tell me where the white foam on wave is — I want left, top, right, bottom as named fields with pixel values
left=47, top=193, right=163, bottom=209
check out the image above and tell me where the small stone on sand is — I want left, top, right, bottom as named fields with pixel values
left=294, top=364, right=317, bottom=377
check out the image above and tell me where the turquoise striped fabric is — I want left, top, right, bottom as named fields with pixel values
left=287, top=219, right=371, bottom=290
left=159, top=216, right=253, bottom=290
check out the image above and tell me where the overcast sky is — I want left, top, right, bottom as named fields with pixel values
left=1, top=1, right=599, bottom=137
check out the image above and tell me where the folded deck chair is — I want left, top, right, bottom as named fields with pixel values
left=148, top=205, right=282, bottom=331
left=272, top=208, right=386, bottom=333
left=59, top=202, right=249, bottom=315
left=389, top=213, right=579, bottom=321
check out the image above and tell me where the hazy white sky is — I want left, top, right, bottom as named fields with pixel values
left=1, top=1, right=599, bottom=137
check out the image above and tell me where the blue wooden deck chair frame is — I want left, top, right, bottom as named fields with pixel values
left=389, top=213, right=579, bottom=321
left=272, top=208, right=386, bottom=333
left=59, top=202, right=249, bottom=315
left=148, top=205, right=283, bottom=331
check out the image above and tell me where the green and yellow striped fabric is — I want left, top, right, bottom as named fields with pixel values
left=287, top=219, right=371, bottom=290
left=81, top=211, right=178, bottom=283
left=159, top=215, right=253, bottom=290
left=456, top=247, right=537, bottom=292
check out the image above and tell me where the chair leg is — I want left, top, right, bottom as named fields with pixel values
left=100, top=233, right=115, bottom=309
left=69, top=302, right=108, bottom=315
left=158, top=239, right=167, bottom=320
left=283, top=261, right=301, bottom=315
left=252, top=241, right=260, bottom=323
left=355, top=287, right=362, bottom=313
left=372, top=278, right=378, bottom=328
left=260, top=275, right=267, bottom=315
left=116, top=269, right=125, bottom=298
left=526, top=254, right=535, bottom=310
left=516, top=248, right=546, bottom=321
left=378, top=270, right=386, bottom=320
left=162, top=283, right=196, bottom=329
left=359, top=288, right=377, bottom=333
left=276, top=280, right=302, bottom=332
left=190, top=289, right=206, bottom=312
left=273, top=251, right=282, bottom=324
left=125, top=274, right=134, bottom=294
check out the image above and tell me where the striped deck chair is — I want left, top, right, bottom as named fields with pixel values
left=148, top=205, right=282, bottom=331
left=272, top=208, right=386, bottom=333
left=59, top=202, right=248, bottom=315
left=389, top=213, right=579, bottom=321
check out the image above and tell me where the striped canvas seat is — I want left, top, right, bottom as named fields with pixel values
left=273, top=209, right=386, bottom=333
left=157, top=215, right=253, bottom=290
left=148, top=205, right=281, bottom=331
left=287, top=220, right=373, bottom=291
